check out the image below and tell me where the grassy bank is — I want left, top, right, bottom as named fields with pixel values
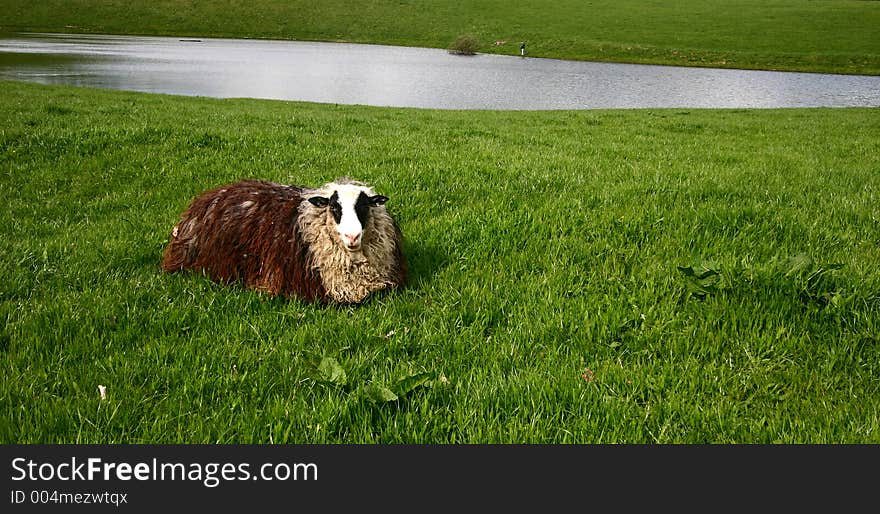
left=1, top=0, right=879, bottom=75
left=2, top=81, right=879, bottom=443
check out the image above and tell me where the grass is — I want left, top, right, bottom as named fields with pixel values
left=2, top=80, right=879, bottom=443
left=1, top=0, right=878, bottom=75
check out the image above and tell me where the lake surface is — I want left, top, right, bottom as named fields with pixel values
left=1, top=32, right=878, bottom=110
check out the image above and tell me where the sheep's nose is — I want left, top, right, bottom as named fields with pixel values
left=343, top=233, right=361, bottom=246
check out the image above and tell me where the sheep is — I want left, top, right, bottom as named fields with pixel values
left=161, top=178, right=407, bottom=304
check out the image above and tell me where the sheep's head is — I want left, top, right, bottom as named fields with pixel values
left=308, top=183, right=389, bottom=252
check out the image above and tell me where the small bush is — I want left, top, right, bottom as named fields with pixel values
left=448, top=34, right=480, bottom=55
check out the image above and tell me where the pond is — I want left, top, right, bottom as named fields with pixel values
left=1, top=32, right=878, bottom=110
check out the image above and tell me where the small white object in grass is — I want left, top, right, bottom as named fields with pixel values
left=98, top=385, right=107, bottom=400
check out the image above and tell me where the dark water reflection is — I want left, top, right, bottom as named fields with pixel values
left=1, top=33, right=878, bottom=110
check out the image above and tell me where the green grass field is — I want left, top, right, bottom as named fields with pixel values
left=2, top=81, right=878, bottom=443
left=1, top=0, right=879, bottom=75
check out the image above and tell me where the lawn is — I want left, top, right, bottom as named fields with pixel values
left=1, top=0, right=878, bottom=75
left=2, top=81, right=878, bottom=443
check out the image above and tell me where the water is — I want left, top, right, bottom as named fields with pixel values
left=1, top=32, right=878, bottom=110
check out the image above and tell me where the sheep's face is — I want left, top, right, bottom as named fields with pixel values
left=308, top=185, right=389, bottom=252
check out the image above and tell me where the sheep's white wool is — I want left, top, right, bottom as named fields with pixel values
left=298, top=179, right=401, bottom=303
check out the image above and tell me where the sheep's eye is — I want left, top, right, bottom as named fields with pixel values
left=329, top=203, right=342, bottom=222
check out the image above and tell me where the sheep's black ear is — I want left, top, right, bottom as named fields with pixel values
left=308, top=196, right=329, bottom=208
left=369, top=195, right=389, bottom=206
